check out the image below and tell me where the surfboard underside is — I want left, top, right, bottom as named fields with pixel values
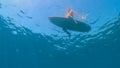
left=49, top=17, right=91, bottom=32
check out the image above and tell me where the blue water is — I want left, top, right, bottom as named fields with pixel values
left=0, top=0, right=120, bottom=68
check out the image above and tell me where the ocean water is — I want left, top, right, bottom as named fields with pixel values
left=0, top=0, right=120, bottom=68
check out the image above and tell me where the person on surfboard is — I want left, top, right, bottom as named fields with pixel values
left=62, top=8, right=74, bottom=37
left=66, top=8, right=74, bottom=18
left=66, top=8, right=87, bottom=21
left=63, top=8, right=87, bottom=37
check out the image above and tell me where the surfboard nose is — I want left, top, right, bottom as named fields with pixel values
left=48, top=17, right=52, bottom=20
left=48, top=17, right=56, bottom=22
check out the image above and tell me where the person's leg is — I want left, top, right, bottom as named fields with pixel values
left=70, top=16, right=78, bottom=24
left=62, top=28, right=71, bottom=38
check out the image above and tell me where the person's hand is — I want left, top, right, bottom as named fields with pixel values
left=80, top=16, right=86, bottom=20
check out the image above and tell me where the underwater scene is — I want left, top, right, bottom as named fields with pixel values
left=0, top=0, right=120, bottom=68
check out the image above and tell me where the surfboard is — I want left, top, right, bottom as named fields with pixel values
left=48, top=17, right=91, bottom=32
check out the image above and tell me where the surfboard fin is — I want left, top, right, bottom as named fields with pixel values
left=62, top=28, right=71, bottom=38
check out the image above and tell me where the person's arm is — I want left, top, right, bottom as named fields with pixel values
left=73, top=10, right=88, bottom=20
left=72, top=10, right=81, bottom=17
